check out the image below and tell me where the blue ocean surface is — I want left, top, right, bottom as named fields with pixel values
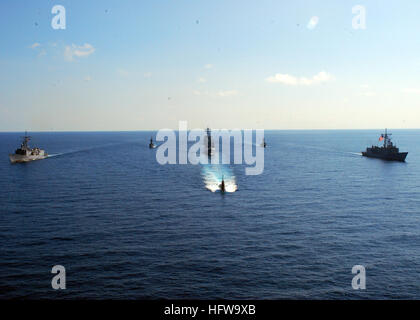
left=1, top=130, right=420, bottom=299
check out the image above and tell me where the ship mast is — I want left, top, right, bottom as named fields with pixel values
left=383, top=128, right=392, bottom=148
left=206, top=128, right=212, bottom=156
left=21, top=131, right=31, bottom=150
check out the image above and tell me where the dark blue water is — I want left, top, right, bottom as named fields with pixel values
left=1, top=130, right=420, bottom=299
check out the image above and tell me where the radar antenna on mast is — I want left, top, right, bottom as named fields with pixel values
left=206, top=127, right=212, bottom=157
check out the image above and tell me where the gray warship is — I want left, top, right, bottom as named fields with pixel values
left=205, top=128, right=215, bottom=156
left=362, top=129, right=407, bottom=162
left=9, top=133, right=48, bottom=163
left=149, top=137, right=156, bottom=149
left=262, top=138, right=267, bottom=148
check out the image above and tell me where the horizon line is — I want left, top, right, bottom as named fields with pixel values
left=0, top=128, right=419, bottom=133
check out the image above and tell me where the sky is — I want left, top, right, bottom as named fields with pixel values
left=1, top=0, right=420, bottom=131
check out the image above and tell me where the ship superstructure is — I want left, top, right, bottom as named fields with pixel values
left=149, top=137, right=156, bottom=149
left=205, top=128, right=215, bottom=157
left=262, top=138, right=267, bottom=148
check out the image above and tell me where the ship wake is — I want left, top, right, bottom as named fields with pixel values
left=201, top=164, right=238, bottom=193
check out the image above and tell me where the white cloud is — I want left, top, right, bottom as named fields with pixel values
left=29, top=43, right=46, bottom=57
left=402, top=88, right=420, bottom=94
left=84, top=76, right=92, bottom=82
left=204, top=64, right=213, bottom=69
left=38, top=49, right=46, bottom=57
left=197, top=77, right=206, bottom=83
left=307, top=16, right=319, bottom=30
left=361, top=91, right=376, bottom=97
left=116, top=68, right=129, bottom=76
left=143, top=72, right=152, bottom=78
left=266, top=71, right=334, bottom=86
left=218, top=90, right=238, bottom=97
left=360, top=85, right=375, bottom=96
left=64, top=43, right=95, bottom=61
left=267, top=73, right=298, bottom=85
left=193, top=89, right=237, bottom=97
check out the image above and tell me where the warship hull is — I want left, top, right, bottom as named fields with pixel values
left=362, top=151, right=407, bottom=162
left=9, top=153, right=48, bottom=164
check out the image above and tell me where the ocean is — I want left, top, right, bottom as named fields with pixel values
left=1, top=130, right=420, bottom=299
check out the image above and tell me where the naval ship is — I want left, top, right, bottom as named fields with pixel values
left=149, top=137, right=156, bottom=149
left=9, top=133, right=48, bottom=163
left=261, top=138, right=267, bottom=148
left=205, top=128, right=215, bottom=156
left=362, top=129, right=407, bottom=162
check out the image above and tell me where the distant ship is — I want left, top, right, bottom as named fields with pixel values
left=261, top=138, right=267, bottom=148
left=9, top=132, right=48, bottom=163
left=149, top=137, right=156, bottom=149
left=205, top=128, right=215, bottom=156
left=219, top=175, right=226, bottom=193
left=362, top=129, right=407, bottom=162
